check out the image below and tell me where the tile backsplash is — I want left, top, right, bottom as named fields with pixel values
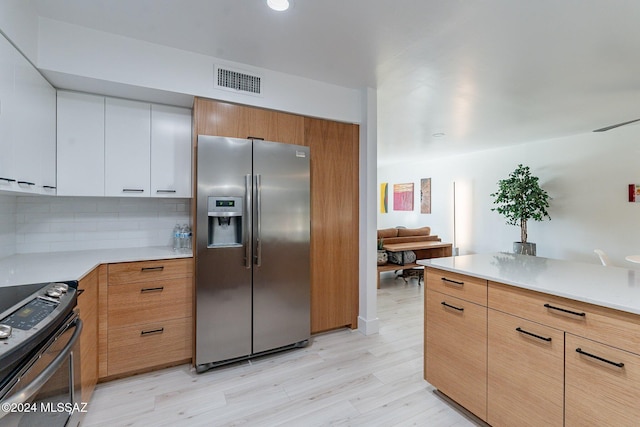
left=0, top=194, right=17, bottom=258
left=14, top=196, right=191, bottom=253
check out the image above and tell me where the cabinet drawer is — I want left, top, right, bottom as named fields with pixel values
left=488, top=281, right=640, bottom=355
left=565, top=334, right=640, bottom=426
left=425, top=289, right=487, bottom=420
left=108, top=277, right=192, bottom=327
left=487, top=309, right=564, bottom=427
left=108, top=258, right=192, bottom=285
left=426, top=268, right=487, bottom=306
left=107, top=317, right=192, bottom=376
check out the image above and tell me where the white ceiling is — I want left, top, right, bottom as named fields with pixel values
left=33, top=0, right=640, bottom=165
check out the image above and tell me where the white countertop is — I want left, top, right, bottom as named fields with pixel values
left=0, top=247, right=192, bottom=287
left=420, top=252, right=640, bottom=316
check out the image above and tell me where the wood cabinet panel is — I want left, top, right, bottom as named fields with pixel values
left=108, top=258, right=192, bottom=285
left=305, top=117, right=359, bottom=333
left=426, top=268, right=487, bottom=306
left=78, top=267, right=99, bottom=403
left=487, top=309, right=564, bottom=427
left=489, top=281, right=640, bottom=355
left=193, top=98, right=304, bottom=145
left=425, top=289, right=487, bottom=420
left=565, top=333, right=640, bottom=427
left=107, top=317, right=192, bottom=377
left=108, top=277, right=192, bottom=327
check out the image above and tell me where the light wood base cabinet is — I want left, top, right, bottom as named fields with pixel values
left=487, top=309, right=564, bottom=427
left=77, top=267, right=99, bottom=404
left=565, top=333, right=640, bottom=427
left=101, top=258, right=193, bottom=378
left=425, top=289, right=487, bottom=420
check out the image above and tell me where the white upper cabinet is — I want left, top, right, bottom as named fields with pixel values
left=56, top=92, right=192, bottom=198
left=57, top=91, right=105, bottom=196
left=151, top=104, right=192, bottom=198
left=0, top=35, right=17, bottom=192
left=105, top=98, right=151, bottom=197
left=0, top=33, right=56, bottom=195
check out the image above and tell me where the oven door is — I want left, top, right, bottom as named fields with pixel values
left=0, top=313, right=83, bottom=427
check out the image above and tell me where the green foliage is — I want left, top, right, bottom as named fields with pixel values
left=490, top=164, right=551, bottom=244
left=377, top=238, right=384, bottom=250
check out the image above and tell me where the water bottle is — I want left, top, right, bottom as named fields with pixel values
left=185, top=225, right=192, bottom=251
left=173, top=224, right=181, bottom=251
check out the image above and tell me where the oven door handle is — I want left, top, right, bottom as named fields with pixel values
left=0, top=318, right=83, bottom=419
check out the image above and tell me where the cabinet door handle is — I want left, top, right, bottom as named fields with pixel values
left=0, top=177, right=16, bottom=182
left=576, top=348, right=624, bottom=368
left=43, top=185, right=57, bottom=189
left=17, top=181, right=35, bottom=186
left=123, top=188, right=145, bottom=193
left=544, top=303, right=586, bottom=317
left=441, top=277, right=464, bottom=286
left=441, top=301, right=464, bottom=312
left=140, top=286, right=164, bottom=293
left=141, top=266, right=164, bottom=272
left=516, top=327, right=552, bottom=342
left=140, top=327, right=164, bottom=336
left=156, top=189, right=177, bottom=193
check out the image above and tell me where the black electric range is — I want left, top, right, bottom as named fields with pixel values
left=0, top=280, right=78, bottom=389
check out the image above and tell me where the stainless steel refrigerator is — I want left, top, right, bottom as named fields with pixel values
left=195, top=135, right=310, bottom=372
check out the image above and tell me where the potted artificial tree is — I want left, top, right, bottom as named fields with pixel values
left=490, top=164, right=551, bottom=255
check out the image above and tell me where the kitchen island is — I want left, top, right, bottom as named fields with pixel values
left=420, top=253, right=640, bottom=427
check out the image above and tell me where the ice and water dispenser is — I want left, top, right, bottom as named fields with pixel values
left=207, top=196, right=243, bottom=247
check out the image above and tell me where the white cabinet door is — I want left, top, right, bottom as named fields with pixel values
left=57, top=91, right=105, bottom=196
left=105, top=98, right=151, bottom=197
left=5, top=35, right=56, bottom=195
left=151, top=104, right=192, bottom=198
left=0, top=34, right=17, bottom=192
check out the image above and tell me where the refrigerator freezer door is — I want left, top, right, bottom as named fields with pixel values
left=252, top=141, right=311, bottom=354
left=196, top=135, right=253, bottom=365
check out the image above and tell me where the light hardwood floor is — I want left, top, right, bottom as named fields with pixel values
left=82, top=273, right=479, bottom=426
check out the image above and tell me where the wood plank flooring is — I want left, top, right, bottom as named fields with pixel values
left=82, top=273, right=479, bottom=426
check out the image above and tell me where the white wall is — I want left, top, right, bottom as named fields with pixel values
left=0, top=194, right=17, bottom=258
left=36, top=18, right=362, bottom=124
left=378, top=124, right=640, bottom=267
left=15, top=196, right=190, bottom=253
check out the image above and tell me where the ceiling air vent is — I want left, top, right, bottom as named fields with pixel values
left=215, top=67, right=262, bottom=95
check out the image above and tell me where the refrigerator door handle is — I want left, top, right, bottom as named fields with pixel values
left=255, top=174, right=262, bottom=267
left=244, top=174, right=252, bottom=269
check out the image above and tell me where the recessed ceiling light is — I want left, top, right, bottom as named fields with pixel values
left=267, top=0, right=290, bottom=11
left=432, top=132, right=446, bottom=138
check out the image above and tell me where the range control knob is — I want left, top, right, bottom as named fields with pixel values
left=46, top=287, right=63, bottom=298
left=52, top=283, right=68, bottom=294
left=0, top=324, right=12, bottom=339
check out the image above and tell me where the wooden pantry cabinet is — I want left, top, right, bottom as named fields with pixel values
left=99, top=258, right=193, bottom=378
left=193, top=98, right=359, bottom=334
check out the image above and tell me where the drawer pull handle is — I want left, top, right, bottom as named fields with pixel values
left=544, top=303, right=586, bottom=317
left=17, top=181, right=35, bottom=186
left=141, top=266, right=164, bottom=272
left=0, top=177, right=16, bottom=183
left=441, top=277, right=464, bottom=286
left=141, top=286, right=164, bottom=293
left=441, top=301, right=464, bottom=312
left=516, top=327, right=552, bottom=342
left=43, top=185, right=57, bottom=189
left=123, top=188, right=145, bottom=193
left=576, top=348, right=624, bottom=368
left=141, top=328, right=164, bottom=336
left=156, top=189, right=177, bottom=193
